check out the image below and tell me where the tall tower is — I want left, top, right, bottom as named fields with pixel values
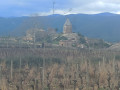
left=63, top=18, right=72, bottom=34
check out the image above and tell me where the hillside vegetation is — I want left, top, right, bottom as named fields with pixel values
left=0, top=13, right=120, bottom=42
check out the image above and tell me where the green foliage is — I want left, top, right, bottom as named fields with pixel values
left=89, top=39, right=111, bottom=49
left=78, top=33, right=84, bottom=37
left=54, top=36, right=68, bottom=41
left=78, top=33, right=86, bottom=44
left=72, top=43, right=77, bottom=47
left=35, top=34, right=52, bottom=43
left=45, top=35, right=53, bottom=43
left=79, top=37, right=86, bottom=44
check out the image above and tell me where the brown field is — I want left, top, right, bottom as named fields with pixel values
left=0, top=48, right=119, bottom=90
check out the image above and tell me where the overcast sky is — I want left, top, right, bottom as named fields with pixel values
left=1, top=0, right=120, bottom=17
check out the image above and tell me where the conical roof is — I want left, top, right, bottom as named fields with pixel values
left=64, top=18, right=72, bottom=26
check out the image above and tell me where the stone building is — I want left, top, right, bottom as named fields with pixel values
left=59, top=40, right=76, bottom=47
left=59, top=18, right=79, bottom=47
left=63, top=19, right=72, bottom=34
left=25, top=28, right=46, bottom=41
left=63, top=19, right=79, bottom=41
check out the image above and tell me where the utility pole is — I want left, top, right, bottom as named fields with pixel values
left=53, top=1, right=55, bottom=15
left=0, top=66, right=2, bottom=89
left=86, top=59, right=89, bottom=90
left=11, top=60, right=13, bottom=80
left=19, top=57, right=21, bottom=75
left=42, top=36, right=46, bottom=90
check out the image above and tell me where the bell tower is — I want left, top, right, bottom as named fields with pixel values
left=63, top=19, right=72, bottom=34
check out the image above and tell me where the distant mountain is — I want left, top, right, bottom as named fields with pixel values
left=95, top=12, right=117, bottom=16
left=0, top=13, right=120, bottom=42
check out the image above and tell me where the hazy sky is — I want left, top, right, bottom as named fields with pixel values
left=1, top=0, right=120, bottom=17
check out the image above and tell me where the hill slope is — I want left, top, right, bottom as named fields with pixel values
left=0, top=13, right=120, bottom=42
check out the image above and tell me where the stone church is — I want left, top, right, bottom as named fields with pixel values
left=59, top=18, right=79, bottom=47
left=63, top=19, right=72, bottom=34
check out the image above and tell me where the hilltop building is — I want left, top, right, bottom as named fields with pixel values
left=59, top=19, right=79, bottom=47
left=24, top=18, right=87, bottom=48
left=63, top=19, right=72, bottom=34
left=24, top=28, right=46, bottom=41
